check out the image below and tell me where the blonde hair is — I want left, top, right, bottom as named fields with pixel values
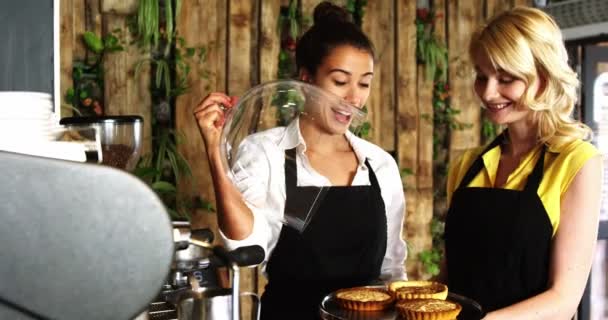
left=469, top=6, right=591, bottom=150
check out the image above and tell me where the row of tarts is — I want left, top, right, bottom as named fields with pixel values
left=335, top=281, right=462, bottom=320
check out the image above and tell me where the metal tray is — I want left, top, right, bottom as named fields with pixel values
left=319, top=285, right=485, bottom=320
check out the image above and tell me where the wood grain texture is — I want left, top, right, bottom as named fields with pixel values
left=175, top=0, right=227, bottom=231
left=448, top=0, right=482, bottom=162
left=404, top=188, right=434, bottom=279
left=257, top=0, right=283, bottom=131
left=228, top=0, right=257, bottom=96
left=417, top=72, right=433, bottom=191
left=87, top=0, right=103, bottom=39
left=60, top=0, right=74, bottom=117
left=226, top=2, right=259, bottom=317
left=100, top=0, right=138, bottom=14
left=101, top=13, right=152, bottom=154
left=486, top=0, right=512, bottom=19
left=227, top=0, right=258, bottom=319
left=174, top=0, right=253, bottom=314
left=514, top=0, right=532, bottom=7
left=301, top=0, right=317, bottom=24
left=396, top=0, right=418, bottom=279
left=362, top=0, right=395, bottom=151
left=72, top=0, right=86, bottom=61
left=102, top=15, right=128, bottom=117
left=396, top=0, right=418, bottom=190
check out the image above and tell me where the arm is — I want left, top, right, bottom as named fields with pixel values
left=483, top=155, right=603, bottom=320
left=193, top=93, right=255, bottom=240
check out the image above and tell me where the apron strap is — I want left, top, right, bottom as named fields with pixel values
left=456, top=133, right=505, bottom=190
left=456, top=131, right=546, bottom=194
left=285, top=149, right=380, bottom=190
left=522, top=146, right=546, bottom=193
left=364, top=159, right=380, bottom=189
left=284, top=148, right=298, bottom=193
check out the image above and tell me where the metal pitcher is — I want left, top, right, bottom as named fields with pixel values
left=165, top=276, right=260, bottom=320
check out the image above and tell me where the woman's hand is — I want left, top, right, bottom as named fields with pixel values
left=193, top=92, right=238, bottom=152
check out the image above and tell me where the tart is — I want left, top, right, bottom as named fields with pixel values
left=334, top=286, right=395, bottom=311
left=388, top=280, right=448, bottom=300
left=396, top=299, right=462, bottom=320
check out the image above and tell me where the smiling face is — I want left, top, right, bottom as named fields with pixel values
left=300, top=45, right=374, bottom=134
left=473, top=48, right=539, bottom=128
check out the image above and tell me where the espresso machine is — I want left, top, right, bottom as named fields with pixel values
left=149, top=223, right=264, bottom=320
left=58, top=115, right=265, bottom=320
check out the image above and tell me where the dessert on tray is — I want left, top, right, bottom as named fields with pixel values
left=388, top=280, right=449, bottom=300
left=334, top=286, right=395, bottom=311
left=395, top=298, right=462, bottom=320
left=332, top=281, right=463, bottom=319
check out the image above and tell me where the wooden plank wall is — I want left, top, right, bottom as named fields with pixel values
left=59, top=0, right=532, bottom=315
left=60, top=0, right=152, bottom=153
left=395, top=0, right=420, bottom=277
left=448, top=0, right=532, bottom=164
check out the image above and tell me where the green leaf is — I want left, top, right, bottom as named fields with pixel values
left=65, top=88, right=75, bottom=101
left=185, top=47, right=196, bottom=57
left=198, top=47, right=207, bottom=61
left=355, top=121, right=371, bottom=139
left=164, top=62, right=172, bottom=98
left=177, top=37, right=186, bottom=48
left=167, top=208, right=182, bottom=220
left=400, top=167, right=414, bottom=177
left=133, top=166, right=160, bottom=179
left=155, top=60, right=166, bottom=89
left=83, top=31, right=104, bottom=53
left=155, top=130, right=168, bottom=182
left=152, top=181, right=177, bottom=193
left=290, top=19, right=298, bottom=40
left=109, top=45, right=124, bottom=52
left=166, top=148, right=180, bottom=180
left=103, top=34, right=120, bottom=50
left=134, top=58, right=151, bottom=77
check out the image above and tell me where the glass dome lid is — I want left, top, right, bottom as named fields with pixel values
left=219, top=80, right=368, bottom=232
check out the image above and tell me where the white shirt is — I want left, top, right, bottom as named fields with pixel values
left=220, top=118, right=408, bottom=280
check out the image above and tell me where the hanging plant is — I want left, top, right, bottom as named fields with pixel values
left=65, top=29, right=125, bottom=117
left=277, top=0, right=307, bottom=80
left=136, top=0, right=160, bottom=48
left=415, top=5, right=470, bottom=279
left=416, top=8, right=448, bottom=81
left=345, top=0, right=367, bottom=27
left=130, top=0, right=214, bottom=220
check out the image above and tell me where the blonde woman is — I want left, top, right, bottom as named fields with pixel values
left=444, top=7, right=603, bottom=319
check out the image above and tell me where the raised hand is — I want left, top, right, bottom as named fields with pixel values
left=193, top=92, right=238, bottom=152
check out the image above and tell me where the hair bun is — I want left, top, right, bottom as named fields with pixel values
left=313, top=1, right=352, bottom=25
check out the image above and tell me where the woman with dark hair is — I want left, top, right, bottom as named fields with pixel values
left=194, top=2, right=407, bottom=319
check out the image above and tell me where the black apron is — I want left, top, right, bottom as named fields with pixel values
left=260, top=148, right=388, bottom=320
left=445, top=133, right=553, bottom=312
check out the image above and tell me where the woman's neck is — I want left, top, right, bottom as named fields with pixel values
left=504, top=123, right=539, bottom=158
left=299, top=117, right=350, bottom=154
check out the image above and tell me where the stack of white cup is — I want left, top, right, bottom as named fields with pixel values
left=0, top=91, right=61, bottom=143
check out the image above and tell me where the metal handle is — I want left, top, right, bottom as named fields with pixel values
left=211, top=246, right=240, bottom=320
left=239, top=292, right=260, bottom=320
left=189, top=240, right=240, bottom=320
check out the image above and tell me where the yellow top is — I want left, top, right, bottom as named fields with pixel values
left=447, top=139, right=599, bottom=236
